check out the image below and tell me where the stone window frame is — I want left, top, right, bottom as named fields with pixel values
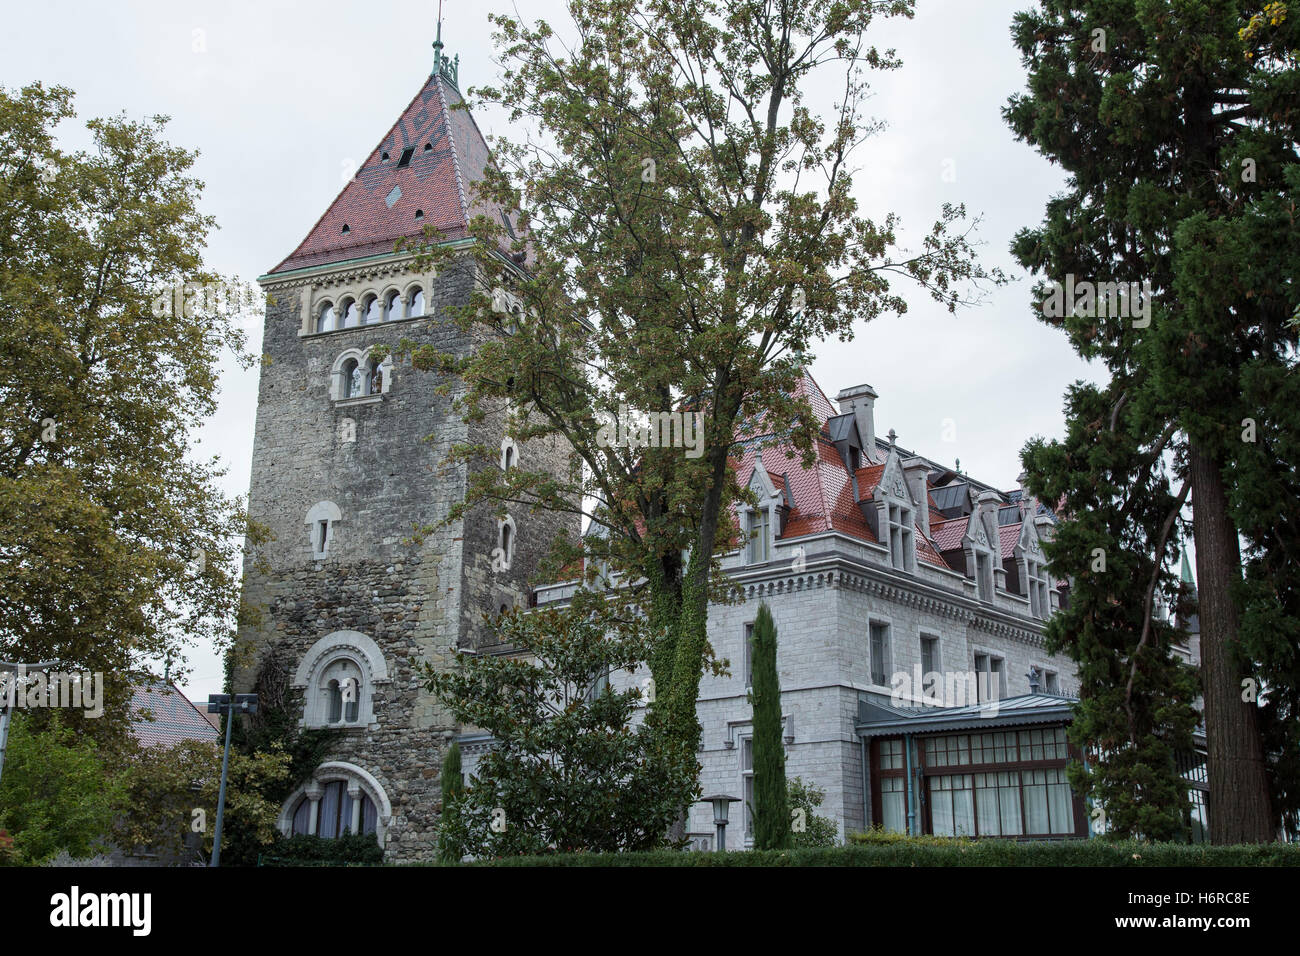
left=919, top=631, right=942, bottom=697
left=496, top=514, right=517, bottom=571
left=745, top=505, right=773, bottom=564
left=330, top=348, right=393, bottom=405
left=971, top=646, right=1007, bottom=702
left=868, top=616, right=893, bottom=689
left=500, top=437, right=519, bottom=472
left=293, top=629, right=391, bottom=730
left=277, top=761, right=393, bottom=848
left=305, top=500, right=342, bottom=560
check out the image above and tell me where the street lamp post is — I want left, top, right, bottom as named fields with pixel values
left=0, top=660, right=60, bottom=789
left=207, top=693, right=258, bottom=867
left=702, top=794, right=741, bottom=852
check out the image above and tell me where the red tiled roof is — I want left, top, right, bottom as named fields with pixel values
left=738, top=376, right=950, bottom=569
left=855, top=464, right=886, bottom=497
left=129, top=682, right=221, bottom=749
left=999, top=522, right=1021, bottom=559
left=931, top=515, right=969, bottom=552
left=270, top=73, right=506, bottom=274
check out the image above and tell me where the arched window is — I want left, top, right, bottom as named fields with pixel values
left=317, top=301, right=337, bottom=333
left=386, top=290, right=404, bottom=321
left=367, top=356, right=384, bottom=395
left=327, top=679, right=342, bottom=723
left=342, top=358, right=362, bottom=398
left=501, top=438, right=519, bottom=472
left=363, top=295, right=382, bottom=325
left=409, top=287, right=426, bottom=317
left=342, top=298, right=361, bottom=328
left=496, top=515, right=516, bottom=571
left=290, top=781, right=378, bottom=838
left=321, top=658, right=362, bottom=725
left=294, top=630, right=388, bottom=729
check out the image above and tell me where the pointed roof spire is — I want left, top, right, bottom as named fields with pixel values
left=432, top=2, right=444, bottom=74
left=431, top=2, right=459, bottom=88
left=1180, top=547, right=1196, bottom=590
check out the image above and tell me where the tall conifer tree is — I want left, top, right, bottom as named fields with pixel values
left=750, top=603, right=790, bottom=850
left=439, top=740, right=464, bottom=863
left=1005, top=1, right=1300, bottom=841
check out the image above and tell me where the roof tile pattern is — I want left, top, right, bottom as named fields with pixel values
left=129, top=682, right=221, bottom=749
left=737, top=372, right=954, bottom=568
left=271, top=75, right=499, bottom=274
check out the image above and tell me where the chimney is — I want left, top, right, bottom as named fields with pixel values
left=1034, top=514, right=1055, bottom=543
left=836, top=384, right=878, bottom=462
left=903, top=458, right=931, bottom=533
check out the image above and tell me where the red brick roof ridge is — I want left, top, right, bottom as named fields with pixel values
left=438, top=78, right=471, bottom=227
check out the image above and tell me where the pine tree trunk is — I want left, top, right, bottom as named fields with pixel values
left=1189, top=441, right=1274, bottom=843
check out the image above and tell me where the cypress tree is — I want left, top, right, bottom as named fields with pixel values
left=438, top=740, right=463, bottom=863
left=1005, top=0, right=1300, bottom=842
left=750, top=603, right=791, bottom=850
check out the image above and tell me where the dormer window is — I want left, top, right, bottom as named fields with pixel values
left=1025, top=558, right=1049, bottom=618
left=887, top=502, right=914, bottom=572
left=747, top=507, right=771, bottom=563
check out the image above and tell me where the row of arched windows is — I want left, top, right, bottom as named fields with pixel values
left=316, top=286, right=427, bottom=332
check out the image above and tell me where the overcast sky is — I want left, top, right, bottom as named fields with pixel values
left=1, top=1, right=1105, bottom=702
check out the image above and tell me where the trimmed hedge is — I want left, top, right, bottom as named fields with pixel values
left=258, top=833, right=384, bottom=866
left=452, top=838, right=1300, bottom=867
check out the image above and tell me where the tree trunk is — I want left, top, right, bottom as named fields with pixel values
left=1189, top=441, right=1274, bottom=843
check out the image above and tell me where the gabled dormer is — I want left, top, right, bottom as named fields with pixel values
left=826, top=412, right=864, bottom=475
left=743, top=459, right=789, bottom=564
left=862, top=442, right=916, bottom=573
left=1013, top=515, right=1050, bottom=618
left=963, top=490, right=1003, bottom=601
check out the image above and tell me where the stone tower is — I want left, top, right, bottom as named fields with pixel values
left=235, top=30, right=573, bottom=863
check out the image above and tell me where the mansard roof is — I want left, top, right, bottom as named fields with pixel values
left=269, top=70, right=508, bottom=275
left=736, top=370, right=1057, bottom=573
